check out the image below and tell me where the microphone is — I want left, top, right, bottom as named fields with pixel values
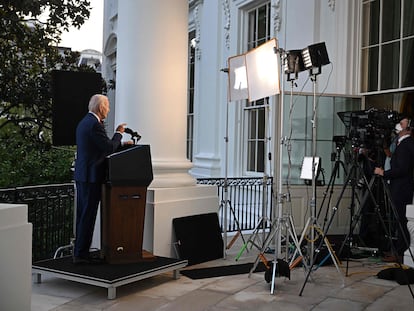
left=124, top=127, right=142, bottom=140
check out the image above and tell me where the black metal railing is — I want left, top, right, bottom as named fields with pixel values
left=0, top=184, right=74, bottom=262
left=197, top=177, right=274, bottom=232
left=0, top=177, right=272, bottom=261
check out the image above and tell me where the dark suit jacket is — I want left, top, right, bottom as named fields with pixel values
left=74, top=112, right=122, bottom=183
left=384, top=135, right=414, bottom=206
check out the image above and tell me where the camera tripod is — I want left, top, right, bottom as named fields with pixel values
left=298, top=148, right=368, bottom=296
left=317, top=137, right=348, bottom=234
left=340, top=172, right=414, bottom=266
left=300, top=148, right=414, bottom=296
left=340, top=172, right=414, bottom=298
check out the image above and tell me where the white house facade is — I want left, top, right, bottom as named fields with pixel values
left=101, top=0, right=414, bottom=255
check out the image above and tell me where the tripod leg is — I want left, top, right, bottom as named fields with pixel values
left=226, top=232, right=241, bottom=249
left=285, top=216, right=309, bottom=271
left=298, top=166, right=354, bottom=296
left=323, top=236, right=344, bottom=284
left=227, top=200, right=246, bottom=246
left=270, top=259, right=278, bottom=294
left=249, top=220, right=281, bottom=277
left=338, top=174, right=376, bottom=268
left=235, top=218, right=266, bottom=261
left=317, top=160, right=344, bottom=231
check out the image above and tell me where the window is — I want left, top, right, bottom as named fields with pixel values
left=187, top=30, right=195, bottom=161
left=245, top=2, right=271, bottom=174
left=282, top=94, right=361, bottom=185
left=361, top=0, right=414, bottom=92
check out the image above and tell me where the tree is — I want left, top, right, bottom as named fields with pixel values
left=0, top=0, right=98, bottom=187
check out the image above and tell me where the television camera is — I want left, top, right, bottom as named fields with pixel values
left=338, top=109, right=401, bottom=150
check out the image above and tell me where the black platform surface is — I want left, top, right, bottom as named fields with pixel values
left=33, top=255, right=187, bottom=283
left=32, top=255, right=188, bottom=299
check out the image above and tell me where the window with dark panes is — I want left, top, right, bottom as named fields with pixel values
left=245, top=2, right=271, bottom=174
left=361, top=0, right=414, bottom=92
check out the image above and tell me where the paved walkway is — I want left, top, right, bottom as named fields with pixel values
left=32, top=238, right=414, bottom=311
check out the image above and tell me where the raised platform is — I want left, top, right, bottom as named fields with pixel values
left=32, top=255, right=188, bottom=299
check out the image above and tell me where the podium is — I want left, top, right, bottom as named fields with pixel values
left=101, top=145, right=154, bottom=264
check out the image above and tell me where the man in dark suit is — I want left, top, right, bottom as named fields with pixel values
left=375, top=117, right=414, bottom=262
left=73, top=94, right=131, bottom=264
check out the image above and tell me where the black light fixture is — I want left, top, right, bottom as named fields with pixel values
left=301, top=42, right=330, bottom=75
left=283, top=50, right=305, bottom=81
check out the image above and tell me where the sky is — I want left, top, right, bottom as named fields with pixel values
left=59, top=0, right=104, bottom=52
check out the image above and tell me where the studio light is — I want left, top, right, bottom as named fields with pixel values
left=301, top=42, right=330, bottom=75
left=283, top=50, right=305, bottom=81
left=245, top=38, right=280, bottom=102
left=228, top=54, right=249, bottom=102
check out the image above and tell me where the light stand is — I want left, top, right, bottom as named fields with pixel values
left=309, top=68, right=319, bottom=264
left=297, top=42, right=330, bottom=266
left=298, top=43, right=344, bottom=296
left=221, top=67, right=246, bottom=258
left=247, top=49, right=308, bottom=294
left=235, top=98, right=273, bottom=259
left=230, top=39, right=281, bottom=260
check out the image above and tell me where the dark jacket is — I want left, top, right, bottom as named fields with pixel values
left=384, top=135, right=414, bottom=205
left=74, top=112, right=122, bottom=183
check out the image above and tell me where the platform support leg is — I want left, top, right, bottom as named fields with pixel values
left=33, top=273, right=42, bottom=284
left=108, top=287, right=116, bottom=300
left=173, top=269, right=181, bottom=280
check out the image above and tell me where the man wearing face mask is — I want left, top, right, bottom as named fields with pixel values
left=374, top=117, right=414, bottom=262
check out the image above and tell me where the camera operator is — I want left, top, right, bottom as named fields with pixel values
left=374, top=117, right=414, bottom=262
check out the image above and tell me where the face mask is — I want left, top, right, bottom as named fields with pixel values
left=395, top=123, right=403, bottom=134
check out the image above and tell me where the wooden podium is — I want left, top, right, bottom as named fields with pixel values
left=101, top=145, right=154, bottom=264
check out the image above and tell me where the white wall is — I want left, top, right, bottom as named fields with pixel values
left=0, top=204, right=32, bottom=311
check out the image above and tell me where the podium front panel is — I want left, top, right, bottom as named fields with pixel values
left=101, top=185, right=147, bottom=264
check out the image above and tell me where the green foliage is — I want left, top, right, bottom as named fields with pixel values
left=0, top=0, right=94, bottom=187
left=0, top=132, right=76, bottom=187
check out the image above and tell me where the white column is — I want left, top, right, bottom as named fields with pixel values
left=113, top=0, right=219, bottom=258
left=191, top=1, right=225, bottom=178
left=116, top=0, right=194, bottom=188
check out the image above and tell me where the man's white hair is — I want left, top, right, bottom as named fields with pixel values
left=88, top=94, right=108, bottom=113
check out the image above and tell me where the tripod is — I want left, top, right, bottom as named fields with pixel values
left=235, top=99, right=273, bottom=259
left=317, top=137, right=348, bottom=233
left=331, top=148, right=373, bottom=276
left=244, top=65, right=303, bottom=293
left=220, top=186, right=246, bottom=254
left=221, top=93, right=246, bottom=258
left=298, top=70, right=344, bottom=295
left=248, top=212, right=307, bottom=294
left=340, top=171, right=414, bottom=298
left=298, top=153, right=368, bottom=295
left=339, top=166, right=414, bottom=273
